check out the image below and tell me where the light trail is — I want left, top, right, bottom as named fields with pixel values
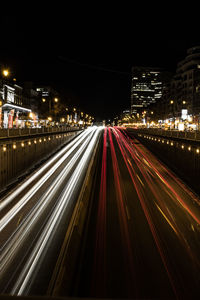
left=108, top=127, right=137, bottom=297
left=139, top=144, right=200, bottom=225
left=112, top=127, right=200, bottom=297
left=11, top=127, right=103, bottom=295
left=114, top=129, right=183, bottom=238
left=0, top=129, right=90, bottom=213
left=111, top=127, right=179, bottom=298
left=120, top=129, right=200, bottom=269
left=0, top=128, right=94, bottom=232
left=0, top=126, right=103, bottom=295
left=116, top=128, right=200, bottom=226
left=92, top=127, right=107, bottom=295
left=0, top=129, right=87, bottom=212
left=1, top=128, right=96, bottom=268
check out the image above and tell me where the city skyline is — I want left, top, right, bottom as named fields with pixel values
left=1, top=10, right=200, bottom=120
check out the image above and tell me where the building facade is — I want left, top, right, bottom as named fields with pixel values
left=157, top=46, right=200, bottom=126
left=0, top=81, right=32, bottom=128
left=174, top=46, right=200, bottom=117
left=131, top=66, right=171, bottom=114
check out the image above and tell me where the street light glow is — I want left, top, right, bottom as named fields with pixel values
left=2, top=69, right=9, bottom=77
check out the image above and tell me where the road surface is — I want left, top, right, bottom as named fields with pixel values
left=63, top=127, right=200, bottom=299
left=1, top=126, right=200, bottom=299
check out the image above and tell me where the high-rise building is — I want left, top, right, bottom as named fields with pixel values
left=158, top=46, right=200, bottom=122
left=131, top=66, right=171, bottom=114
left=174, top=46, right=200, bottom=116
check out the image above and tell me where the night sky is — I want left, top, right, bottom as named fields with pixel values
left=1, top=6, right=200, bottom=120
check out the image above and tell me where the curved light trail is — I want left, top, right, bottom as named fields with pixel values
left=0, top=126, right=103, bottom=295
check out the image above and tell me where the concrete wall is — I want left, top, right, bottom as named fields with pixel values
left=0, top=130, right=82, bottom=194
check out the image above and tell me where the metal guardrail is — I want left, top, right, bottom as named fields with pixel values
left=0, top=126, right=81, bottom=139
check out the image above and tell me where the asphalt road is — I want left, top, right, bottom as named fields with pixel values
left=1, top=126, right=200, bottom=299
left=65, top=127, right=200, bottom=299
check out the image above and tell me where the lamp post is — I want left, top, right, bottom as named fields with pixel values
left=170, top=100, right=175, bottom=129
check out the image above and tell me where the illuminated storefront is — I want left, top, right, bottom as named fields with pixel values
left=0, top=84, right=32, bottom=128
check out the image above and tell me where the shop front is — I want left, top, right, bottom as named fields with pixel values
left=2, top=103, right=31, bottom=129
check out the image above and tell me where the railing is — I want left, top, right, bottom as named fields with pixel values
left=0, top=126, right=82, bottom=139
left=128, top=128, right=200, bottom=141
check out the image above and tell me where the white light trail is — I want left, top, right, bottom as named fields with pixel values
left=0, top=126, right=103, bottom=295
left=0, top=128, right=93, bottom=231
left=10, top=126, right=102, bottom=295
left=0, top=128, right=96, bottom=267
left=0, top=129, right=87, bottom=212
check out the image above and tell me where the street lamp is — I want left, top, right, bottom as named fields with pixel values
left=2, top=69, right=9, bottom=77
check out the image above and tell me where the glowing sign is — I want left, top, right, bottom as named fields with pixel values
left=181, top=109, right=188, bottom=120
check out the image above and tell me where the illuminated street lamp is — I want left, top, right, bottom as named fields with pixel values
left=2, top=69, right=9, bottom=77
left=29, top=112, right=34, bottom=119
left=54, top=97, right=59, bottom=103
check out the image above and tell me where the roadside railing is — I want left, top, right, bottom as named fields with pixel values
left=0, top=126, right=82, bottom=139
left=128, top=128, right=200, bottom=142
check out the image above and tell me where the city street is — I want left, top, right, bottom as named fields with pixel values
left=1, top=126, right=200, bottom=299
left=1, top=11, right=200, bottom=300
left=0, top=126, right=103, bottom=295
left=64, top=127, right=200, bottom=299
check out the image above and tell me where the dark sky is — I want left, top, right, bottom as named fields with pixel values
left=1, top=5, right=200, bottom=120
